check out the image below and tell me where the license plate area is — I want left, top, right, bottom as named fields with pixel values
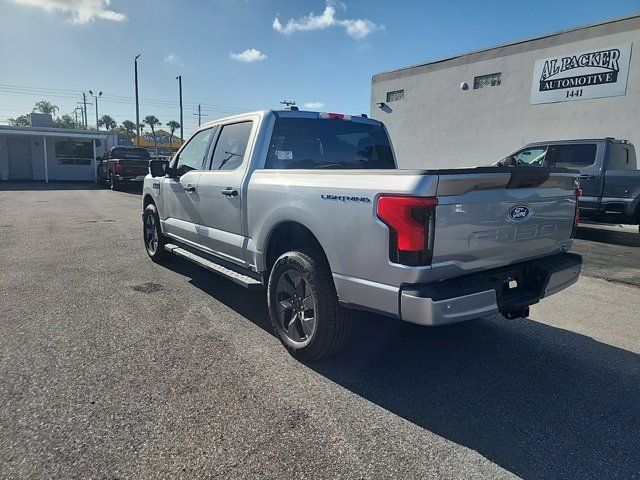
left=491, top=266, right=545, bottom=311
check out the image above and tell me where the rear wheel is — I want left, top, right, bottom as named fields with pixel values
left=267, top=249, right=352, bottom=360
left=143, top=204, right=168, bottom=262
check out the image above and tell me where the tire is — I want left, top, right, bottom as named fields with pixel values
left=110, top=173, right=119, bottom=191
left=143, top=204, right=168, bottom=262
left=267, top=249, right=352, bottom=360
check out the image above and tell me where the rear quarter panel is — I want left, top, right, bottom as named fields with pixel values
left=247, top=170, right=439, bottom=315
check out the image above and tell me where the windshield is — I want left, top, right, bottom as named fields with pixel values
left=265, top=117, right=395, bottom=169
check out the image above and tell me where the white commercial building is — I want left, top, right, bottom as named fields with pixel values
left=0, top=124, right=117, bottom=182
left=371, top=14, right=640, bottom=168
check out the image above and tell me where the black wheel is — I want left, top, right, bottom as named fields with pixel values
left=143, top=204, right=168, bottom=262
left=110, top=172, right=119, bottom=191
left=267, top=249, right=352, bottom=360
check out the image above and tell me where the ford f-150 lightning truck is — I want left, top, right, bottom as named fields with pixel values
left=142, top=109, right=583, bottom=360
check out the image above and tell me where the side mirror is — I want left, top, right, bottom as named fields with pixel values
left=149, top=159, right=169, bottom=177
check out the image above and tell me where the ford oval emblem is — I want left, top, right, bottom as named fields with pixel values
left=509, top=205, right=531, bottom=221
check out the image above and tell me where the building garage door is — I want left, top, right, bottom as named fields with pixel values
left=8, top=138, right=32, bottom=179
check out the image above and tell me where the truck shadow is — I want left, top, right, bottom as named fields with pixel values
left=165, top=258, right=639, bottom=479
left=575, top=225, right=640, bottom=247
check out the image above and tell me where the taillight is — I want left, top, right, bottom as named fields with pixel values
left=571, top=188, right=582, bottom=238
left=115, top=163, right=124, bottom=173
left=376, top=195, right=438, bottom=266
left=318, top=112, right=351, bottom=120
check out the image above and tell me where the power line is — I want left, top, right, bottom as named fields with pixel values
left=0, top=83, right=248, bottom=113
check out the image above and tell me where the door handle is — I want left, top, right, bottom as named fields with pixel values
left=221, top=187, right=238, bottom=197
left=184, top=185, right=196, bottom=193
left=579, top=174, right=595, bottom=180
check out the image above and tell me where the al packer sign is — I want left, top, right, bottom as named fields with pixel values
left=531, top=43, right=632, bottom=104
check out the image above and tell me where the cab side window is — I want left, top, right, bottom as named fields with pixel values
left=609, top=144, right=636, bottom=171
left=209, top=122, right=253, bottom=170
left=552, top=144, right=597, bottom=169
left=175, top=128, right=214, bottom=176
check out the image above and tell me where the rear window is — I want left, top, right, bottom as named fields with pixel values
left=265, top=117, right=395, bottom=169
left=111, top=148, right=151, bottom=160
left=552, top=144, right=596, bottom=169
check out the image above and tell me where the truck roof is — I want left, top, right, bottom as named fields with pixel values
left=198, top=109, right=382, bottom=130
left=524, top=138, right=632, bottom=147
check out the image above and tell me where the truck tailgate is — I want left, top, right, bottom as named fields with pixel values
left=431, top=168, right=579, bottom=281
left=119, top=159, right=149, bottom=176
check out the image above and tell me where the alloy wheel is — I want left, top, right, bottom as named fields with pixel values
left=275, top=269, right=317, bottom=346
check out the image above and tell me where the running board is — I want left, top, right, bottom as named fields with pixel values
left=164, top=243, right=263, bottom=289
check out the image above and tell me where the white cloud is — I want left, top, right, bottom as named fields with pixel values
left=229, top=48, right=268, bottom=63
left=164, top=52, right=184, bottom=66
left=8, top=0, right=126, bottom=23
left=302, top=102, right=325, bottom=109
left=272, top=2, right=381, bottom=40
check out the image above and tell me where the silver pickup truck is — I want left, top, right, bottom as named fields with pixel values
left=142, top=109, right=582, bottom=360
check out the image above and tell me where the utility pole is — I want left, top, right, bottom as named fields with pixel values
left=193, top=104, right=207, bottom=127
left=82, top=93, right=88, bottom=128
left=176, top=75, right=183, bottom=141
left=89, top=90, right=102, bottom=130
left=135, top=54, right=141, bottom=146
left=73, top=107, right=82, bottom=126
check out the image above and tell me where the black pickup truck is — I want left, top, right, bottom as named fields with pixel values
left=97, top=147, right=151, bottom=190
left=498, top=138, right=640, bottom=232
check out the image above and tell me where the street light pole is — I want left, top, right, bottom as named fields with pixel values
left=176, top=75, right=183, bottom=142
left=135, top=54, right=141, bottom=146
left=89, top=90, right=102, bottom=130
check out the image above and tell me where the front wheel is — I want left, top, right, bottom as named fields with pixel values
left=267, top=250, right=352, bottom=360
left=143, top=204, right=168, bottom=262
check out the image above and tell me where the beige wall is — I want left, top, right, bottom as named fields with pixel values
left=371, top=17, right=640, bottom=169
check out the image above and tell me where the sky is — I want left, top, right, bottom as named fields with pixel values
left=0, top=0, right=639, bottom=136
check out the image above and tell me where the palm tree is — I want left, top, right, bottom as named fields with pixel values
left=122, top=120, right=136, bottom=136
left=33, top=100, right=59, bottom=117
left=98, top=115, right=117, bottom=131
left=120, top=120, right=136, bottom=143
left=143, top=115, right=161, bottom=157
left=166, top=120, right=180, bottom=148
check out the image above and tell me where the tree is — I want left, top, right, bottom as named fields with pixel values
left=98, top=115, right=117, bottom=131
left=54, top=114, right=78, bottom=129
left=116, top=120, right=136, bottom=143
left=33, top=100, right=59, bottom=117
left=143, top=115, right=161, bottom=157
left=122, top=120, right=136, bottom=136
left=166, top=120, right=180, bottom=148
left=8, top=114, right=31, bottom=127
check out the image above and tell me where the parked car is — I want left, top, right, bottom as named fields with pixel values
left=142, top=109, right=583, bottom=360
left=98, top=146, right=151, bottom=190
left=498, top=138, right=640, bottom=232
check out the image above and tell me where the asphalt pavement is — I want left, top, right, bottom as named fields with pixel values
left=0, top=183, right=638, bottom=479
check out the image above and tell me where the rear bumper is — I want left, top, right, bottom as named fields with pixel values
left=400, top=252, right=582, bottom=326
left=114, top=174, right=146, bottom=183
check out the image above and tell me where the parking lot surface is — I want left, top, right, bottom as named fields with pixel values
left=1, top=183, right=639, bottom=479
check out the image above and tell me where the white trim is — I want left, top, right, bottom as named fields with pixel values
left=43, top=136, right=48, bottom=184
left=0, top=130, right=108, bottom=139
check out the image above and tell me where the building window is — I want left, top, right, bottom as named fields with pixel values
left=55, top=140, right=93, bottom=165
left=473, top=73, right=502, bottom=89
left=386, top=89, right=404, bottom=102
